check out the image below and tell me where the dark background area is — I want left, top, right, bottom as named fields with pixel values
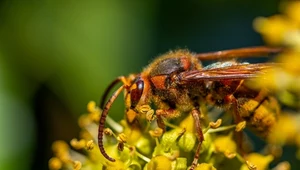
left=1, top=0, right=294, bottom=170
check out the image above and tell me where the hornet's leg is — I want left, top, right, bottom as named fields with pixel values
left=190, top=108, right=204, bottom=170
left=156, top=108, right=181, bottom=131
left=154, top=98, right=181, bottom=132
left=225, top=94, right=245, bottom=156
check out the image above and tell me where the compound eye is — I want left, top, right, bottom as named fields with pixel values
left=130, top=79, right=144, bottom=108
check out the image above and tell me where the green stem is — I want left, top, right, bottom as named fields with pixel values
left=125, top=144, right=151, bottom=163
left=135, top=150, right=151, bottom=163
left=164, top=120, right=180, bottom=129
left=207, top=124, right=236, bottom=134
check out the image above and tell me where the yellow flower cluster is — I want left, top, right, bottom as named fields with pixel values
left=253, top=0, right=300, bottom=167
left=49, top=100, right=292, bottom=170
left=253, top=1, right=300, bottom=108
left=254, top=1, right=300, bottom=47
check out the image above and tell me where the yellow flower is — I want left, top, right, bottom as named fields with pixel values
left=253, top=1, right=300, bottom=111
left=276, top=51, right=300, bottom=76
left=253, top=15, right=295, bottom=45
left=267, top=113, right=299, bottom=145
left=240, top=153, right=273, bottom=170
left=147, top=156, right=172, bottom=170
left=194, top=163, right=216, bottom=170
left=49, top=101, right=146, bottom=170
left=213, top=134, right=237, bottom=158
left=284, top=1, right=300, bottom=26
left=254, top=1, right=300, bottom=47
left=179, top=114, right=195, bottom=132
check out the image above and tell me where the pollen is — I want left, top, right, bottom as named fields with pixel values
left=117, top=133, right=127, bottom=143
left=86, top=140, right=94, bottom=150
left=73, top=161, right=82, bottom=170
left=209, top=119, right=222, bottom=129
left=48, top=157, right=62, bottom=170
left=149, top=127, right=164, bottom=138
left=70, top=138, right=86, bottom=150
left=87, top=101, right=97, bottom=113
left=241, top=153, right=274, bottom=170
left=235, top=121, right=246, bottom=132
left=104, top=128, right=113, bottom=136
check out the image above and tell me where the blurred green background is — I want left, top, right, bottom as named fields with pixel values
left=0, top=0, right=285, bottom=169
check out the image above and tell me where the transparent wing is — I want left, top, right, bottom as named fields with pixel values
left=179, top=63, right=277, bottom=82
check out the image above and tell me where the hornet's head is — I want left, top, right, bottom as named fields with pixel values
left=98, top=74, right=151, bottom=162
left=124, top=76, right=151, bottom=123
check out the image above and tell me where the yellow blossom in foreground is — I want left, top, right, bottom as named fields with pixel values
left=284, top=1, right=300, bottom=26
left=213, top=134, right=237, bottom=158
left=51, top=100, right=283, bottom=169
left=240, top=153, right=274, bottom=170
left=147, top=156, right=172, bottom=170
left=252, top=3, right=300, bottom=167
left=252, top=1, right=300, bottom=111
left=272, top=161, right=291, bottom=170
left=253, top=15, right=295, bottom=45
left=194, top=163, right=216, bottom=170
left=267, top=113, right=299, bottom=145
left=254, top=1, right=300, bottom=46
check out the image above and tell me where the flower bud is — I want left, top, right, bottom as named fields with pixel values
left=174, top=157, right=187, bottom=170
left=178, top=132, right=196, bottom=152
left=147, top=156, right=172, bottom=170
left=161, top=129, right=181, bottom=150
left=194, top=163, right=216, bottom=170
